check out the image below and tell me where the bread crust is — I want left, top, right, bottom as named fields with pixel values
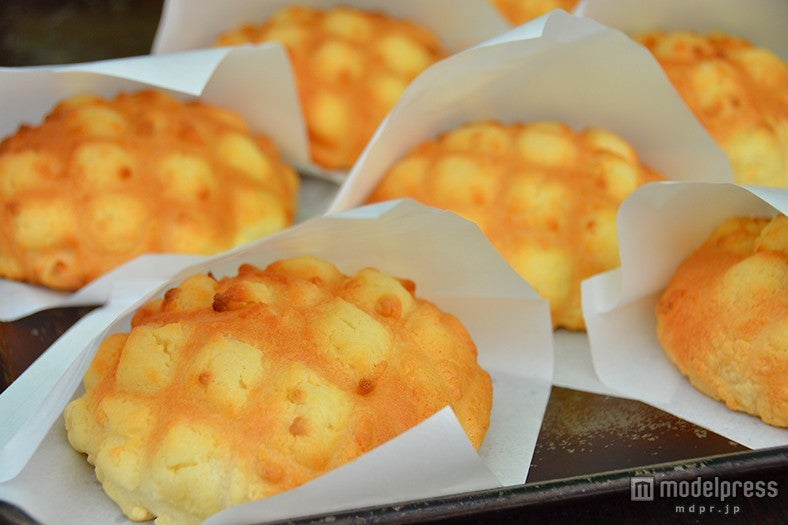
left=637, top=30, right=788, bottom=187
left=65, top=255, right=492, bottom=524
left=490, top=0, right=579, bottom=25
left=368, top=120, right=665, bottom=330
left=0, top=90, right=299, bottom=290
left=215, top=5, right=446, bottom=170
left=656, top=215, right=788, bottom=427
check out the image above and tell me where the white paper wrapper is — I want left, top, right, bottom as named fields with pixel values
left=151, top=0, right=511, bottom=181
left=0, top=46, right=340, bottom=321
left=330, top=10, right=732, bottom=212
left=328, top=10, right=734, bottom=399
left=576, top=0, right=788, bottom=60
left=0, top=199, right=553, bottom=524
left=548, top=4, right=788, bottom=407
left=582, top=182, right=788, bottom=449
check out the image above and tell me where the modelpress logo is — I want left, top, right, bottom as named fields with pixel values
left=630, top=477, right=655, bottom=501
left=630, top=475, right=779, bottom=516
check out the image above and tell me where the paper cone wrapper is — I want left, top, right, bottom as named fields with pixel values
left=326, top=10, right=735, bottom=395
left=0, top=46, right=341, bottom=321
left=151, top=0, right=512, bottom=181
left=582, top=182, right=788, bottom=449
left=0, top=199, right=554, bottom=525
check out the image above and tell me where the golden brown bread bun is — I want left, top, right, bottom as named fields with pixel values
left=367, top=120, right=665, bottom=330
left=636, top=30, right=788, bottom=187
left=65, top=255, right=492, bottom=524
left=215, top=5, right=447, bottom=170
left=490, top=0, right=579, bottom=25
left=0, top=90, right=299, bottom=291
left=655, top=215, right=787, bottom=427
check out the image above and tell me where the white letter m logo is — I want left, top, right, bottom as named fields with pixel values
left=630, top=477, right=655, bottom=501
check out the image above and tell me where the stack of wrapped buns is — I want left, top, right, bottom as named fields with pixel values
left=24, top=6, right=784, bottom=524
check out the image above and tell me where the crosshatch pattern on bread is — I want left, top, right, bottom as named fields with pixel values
left=64, top=255, right=493, bottom=524
left=215, top=5, right=447, bottom=170
left=0, top=90, right=300, bottom=291
left=637, top=30, right=788, bottom=187
left=656, top=214, right=787, bottom=427
left=368, top=120, right=666, bottom=330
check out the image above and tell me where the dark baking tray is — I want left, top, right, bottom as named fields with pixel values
left=1, top=1, right=786, bottom=522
